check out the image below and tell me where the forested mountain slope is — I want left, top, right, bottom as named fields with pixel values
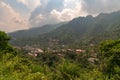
left=9, top=22, right=67, bottom=38
left=10, top=11, right=120, bottom=48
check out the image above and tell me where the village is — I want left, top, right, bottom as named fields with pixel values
left=16, top=46, right=85, bottom=56
left=15, top=44, right=98, bottom=64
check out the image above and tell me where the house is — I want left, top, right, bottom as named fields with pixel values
left=88, top=58, right=99, bottom=64
left=28, top=48, right=43, bottom=57
left=36, top=48, right=43, bottom=53
left=76, top=49, right=85, bottom=53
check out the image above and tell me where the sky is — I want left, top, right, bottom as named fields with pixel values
left=0, top=0, right=120, bottom=32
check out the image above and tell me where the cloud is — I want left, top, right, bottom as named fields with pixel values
left=30, top=0, right=63, bottom=19
left=0, top=1, right=29, bottom=32
left=29, top=0, right=64, bottom=27
left=30, top=13, right=60, bottom=27
left=30, top=14, right=45, bottom=25
left=50, top=0, right=87, bottom=21
left=2, top=0, right=120, bottom=31
left=82, top=0, right=120, bottom=15
left=17, top=0, right=41, bottom=11
left=30, top=0, right=87, bottom=27
left=42, top=0, right=120, bottom=24
left=64, top=0, right=78, bottom=8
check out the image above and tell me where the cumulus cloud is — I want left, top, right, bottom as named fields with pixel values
left=29, top=0, right=64, bottom=27
left=0, top=1, right=29, bottom=32
left=29, top=0, right=64, bottom=20
left=82, top=0, right=120, bottom=15
left=2, top=0, right=120, bottom=31
left=50, top=0, right=87, bottom=21
left=30, top=13, right=60, bottom=27
left=17, top=0, right=41, bottom=11
left=30, top=14, right=45, bottom=25
left=30, top=0, right=87, bottom=27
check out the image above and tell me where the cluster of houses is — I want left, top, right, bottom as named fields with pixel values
left=14, top=45, right=98, bottom=64
left=27, top=48, right=86, bottom=57
left=28, top=48, right=44, bottom=57
left=15, top=45, right=86, bottom=57
left=14, top=46, right=44, bottom=57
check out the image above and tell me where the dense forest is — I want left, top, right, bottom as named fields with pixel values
left=0, top=31, right=120, bottom=80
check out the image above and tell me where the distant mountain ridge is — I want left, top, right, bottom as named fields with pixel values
left=9, top=22, right=67, bottom=38
left=10, top=10, right=120, bottom=48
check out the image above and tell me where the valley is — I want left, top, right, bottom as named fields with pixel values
left=0, top=10, right=120, bottom=80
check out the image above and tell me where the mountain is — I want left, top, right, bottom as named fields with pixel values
left=10, top=11, right=120, bottom=48
left=38, top=11, right=120, bottom=48
left=9, top=22, right=67, bottom=38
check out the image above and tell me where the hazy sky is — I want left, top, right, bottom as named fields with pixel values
left=1, top=0, right=120, bottom=32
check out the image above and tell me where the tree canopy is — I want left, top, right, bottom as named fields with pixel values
left=99, top=40, right=120, bottom=79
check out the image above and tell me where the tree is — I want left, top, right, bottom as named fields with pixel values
left=99, top=40, right=120, bottom=79
left=0, top=31, right=16, bottom=55
left=0, top=31, right=10, bottom=49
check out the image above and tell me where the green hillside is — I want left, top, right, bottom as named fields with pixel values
left=10, top=11, right=120, bottom=49
left=9, top=22, right=67, bottom=38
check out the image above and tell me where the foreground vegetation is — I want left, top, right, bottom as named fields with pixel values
left=0, top=31, right=120, bottom=80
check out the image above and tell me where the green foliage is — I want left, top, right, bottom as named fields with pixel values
left=0, top=51, right=118, bottom=80
left=0, top=31, right=17, bottom=55
left=56, top=60, right=81, bottom=80
left=80, top=69, right=109, bottom=80
left=99, top=40, right=120, bottom=79
left=0, top=53, right=49, bottom=80
left=1, top=31, right=120, bottom=79
left=0, top=31, right=10, bottom=50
